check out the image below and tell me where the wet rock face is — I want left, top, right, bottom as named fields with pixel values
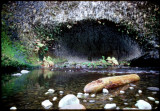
left=2, top=1, right=159, bottom=61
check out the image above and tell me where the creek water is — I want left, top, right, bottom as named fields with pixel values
left=1, top=67, right=159, bottom=110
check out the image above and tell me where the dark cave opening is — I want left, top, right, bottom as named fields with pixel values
left=54, top=19, right=142, bottom=62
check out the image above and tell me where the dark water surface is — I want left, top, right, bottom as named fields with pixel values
left=1, top=67, right=159, bottom=109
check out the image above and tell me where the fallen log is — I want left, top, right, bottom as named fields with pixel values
left=84, top=74, right=140, bottom=93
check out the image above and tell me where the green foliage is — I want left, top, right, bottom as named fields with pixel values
left=81, top=56, right=119, bottom=68
left=1, top=22, right=40, bottom=67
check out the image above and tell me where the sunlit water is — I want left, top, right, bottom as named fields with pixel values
left=1, top=67, right=159, bottom=109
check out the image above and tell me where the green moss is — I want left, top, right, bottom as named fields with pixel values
left=1, top=22, right=40, bottom=68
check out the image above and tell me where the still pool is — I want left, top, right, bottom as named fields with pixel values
left=1, top=67, right=159, bottom=110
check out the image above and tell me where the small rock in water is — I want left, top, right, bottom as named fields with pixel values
left=91, top=94, right=96, bottom=97
left=120, top=90, right=125, bottom=94
left=52, top=97, right=57, bottom=101
left=12, top=73, right=22, bottom=77
left=135, top=100, right=152, bottom=109
left=152, top=92, right=157, bottom=94
left=58, top=94, right=80, bottom=108
left=89, top=100, right=95, bottom=103
left=45, top=92, right=49, bottom=95
left=48, top=89, right=55, bottom=93
left=104, top=103, right=116, bottom=109
left=59, top=91, right=64, bottom=94
left=109, top=97, right=113, bottom=101
left=77, top=92, right=83, bottom=98
left=147, top=97, right=155, bottom=101
left=21, top=70, right=30, bottom=74
left=83, top=100, right=87, bottom=102
left=103, top=88, right=109, bottom=94
left=123, top=107, right=138, bottom=110
left=129, top=87, right=134, bottom=90
left=155, top=101, right=159, bottom=104
left=10, top=106, right=17, bottom=110
left=129, top=83, right=136, bottom=87
left=84, top=93, right=89, bottom=98
left=147, top=87, right=159, bottom=91
left=41, top=100, right=53, bottom=109
left=116, top=107, right=120, bottom=110
left=124, top=103, right=128, bottom=105
left=138, top=90, right=142, bottom=94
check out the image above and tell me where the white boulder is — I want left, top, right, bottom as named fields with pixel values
left=103, top=88, right=109, bottom=94
left=48, top=89, right=55, bottom=94
left=41, top=100, right=53, bottom=109
left=104, top=103, right=116, bottom=109
left=147, top=97, right=155, bottom=101
left=58, top=94, right=80, bottom=108
left=10, top=106, right=17, bottom=110
left=135, top=100, right=152, bottom=110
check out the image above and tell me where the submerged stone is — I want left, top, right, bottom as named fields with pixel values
left=147, top=87, right=159, bottom=91
left=59, top=91, right=64, bottom=94
left=129, top=87, right=134, bottom=90
left=109, top=97, right=113, bottom=101
left=58, top=94, right=80, bottom=108
left=52, top=97, right=57, bottom=101
left=60, top=104, right=86, bottom=109
left=103, top=88, right=109, bottom=94
left=147, top=97, right=155, bottom=101
left=138, top=90, right=142, bottom=94
left=41, top=100, right=53, bottom=109
left=135, top=100, right=152, bottom=110
left=90, top=94, right=96, bottom=97
left=129, top=83, right=136, bottom=87
left=120, top=90, right=125, bottom=94
left=104, top=103, right=116, bottom=109
left=77, top=92, right=83, bottom=98
left=48, top=89, right=55, bottom=93
left=155, top=101, right=159, bottom=104
left=84, top=93, right=89, bottom=98
left=89, top=100, right=95, bottom=103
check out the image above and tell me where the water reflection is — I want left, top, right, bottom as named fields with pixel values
left=1, top=68, right=159, bottom=109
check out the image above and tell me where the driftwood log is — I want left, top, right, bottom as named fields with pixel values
left=84, top=74, right=140, bottom=93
